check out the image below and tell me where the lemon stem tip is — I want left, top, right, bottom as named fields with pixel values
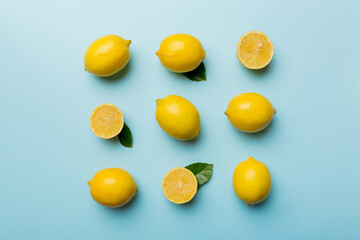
left=125, top=39, right=131, bottom=46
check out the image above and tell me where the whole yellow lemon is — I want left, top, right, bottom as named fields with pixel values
left=84, top=34, right=131, bottom=77
left=88, top=168, right=137, bottom=208
left=156, top=33, right=206, bottom=73
left=225, top=92, right=276, bottom=132
left=233, top=157, right=271, bottom=205
left=155, top=95, right=200, bottom=140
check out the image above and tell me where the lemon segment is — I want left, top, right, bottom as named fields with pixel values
left=90, top=103, right=124, bottom=139
left=155, top=95, right=200, bottom=140
left=225, top=93, right=276, bottom=133
left=237, top=31, right=274, bottom=69
left=156, top=33, right=206, bottom=73
left=84, top=34, right=131, bottom=77
left=88, top=168, right=138, bottom=208
left=233, top=157, right=271, bottom=205
left=162, top=167, right=198, bottom=204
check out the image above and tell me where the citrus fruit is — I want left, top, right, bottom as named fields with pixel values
left=162, top=167, right=197, bottom=204
left=155, top=95, right=200, bottom=140
left=237, top=31, right=274, bottom=69
left=88, top=168, right=138, bottom=208
left=84, top=34, right=131, bottom=77
left=90, top=103, right=124, bottom=139
left=233, top=157, right=271, bottom=205
left=156, top=33, right=206, bottom=73
left=225, top=93, right=276, bottom=133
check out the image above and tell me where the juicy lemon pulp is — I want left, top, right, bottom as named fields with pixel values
left=162, top=167, right=197, bottom=204
left=90, top=103, right=124, bottom=139
left=237, top=31, right=274, bottom=69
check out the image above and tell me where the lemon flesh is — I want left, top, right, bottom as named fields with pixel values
left=90, top=103, right=124, bottom=139
left=233, top=157, right=271, bottom=205
left=155, top=95, right=200, bottom=140
left=84, top=34, right=131, bottom=77
left=162, top=167, right=197, bottom=204
left=88, top=168, right=138, bottom=208
left=237, top=31, right=274, bottom=69
left=225, top=92, right=276, bottom=133
left=156, top=33, right=206, bottom=73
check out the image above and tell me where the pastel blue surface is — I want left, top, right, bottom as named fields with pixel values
left=1, top=0, right=360, bottom=239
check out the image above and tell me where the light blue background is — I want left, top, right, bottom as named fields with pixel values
left=1, top=0, right=360, bottom=239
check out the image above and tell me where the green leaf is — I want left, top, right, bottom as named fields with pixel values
left=185, top=162, right=213, bottom=187
left=183, top=62, right=206, bottom=81
left=118, top=122, right=133, bottom=148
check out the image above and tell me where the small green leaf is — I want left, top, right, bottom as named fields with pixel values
left=183, top=62, right=206, bottom=81
left=185, top=162, right=213, bottom=187
left=118, top=122, right=133, bottom=148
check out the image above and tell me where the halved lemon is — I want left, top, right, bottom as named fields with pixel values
left=237, top=31, right=274, bottom=69
left=162, top=167, right=197, bottom=204
left=90, top=103, right=124, bottom=139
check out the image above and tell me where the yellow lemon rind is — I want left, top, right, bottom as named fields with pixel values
left=233, top=157, right=271, bottom=206
left=84, top=35, right=131, bottom=77
left=88, top=168, right=137, bottom=208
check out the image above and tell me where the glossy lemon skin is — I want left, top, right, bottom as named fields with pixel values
left=88, top=168, right=137, bottom=208
left=225, top=93, right=276, bottom=132
left=156, top=33, right=206, bottom=73
left=233, top=157, right=271, bottom=205
left=155, top=95, right=200, bottom=140
left=84, top=34, right=131, bottom=77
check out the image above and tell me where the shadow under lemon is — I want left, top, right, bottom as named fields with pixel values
left=241, top=117, right=277, bottom=139
left=240, top=56, right=275, bottom=78
left=177, top=191, right=199, bottom=208
left=251, top=191, right=272, bottom=209
left=106, top=192, right=139, bottom=213
left=167, top=128, right=202, bottom=146
left=94, top=59, right=132, bottom=82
